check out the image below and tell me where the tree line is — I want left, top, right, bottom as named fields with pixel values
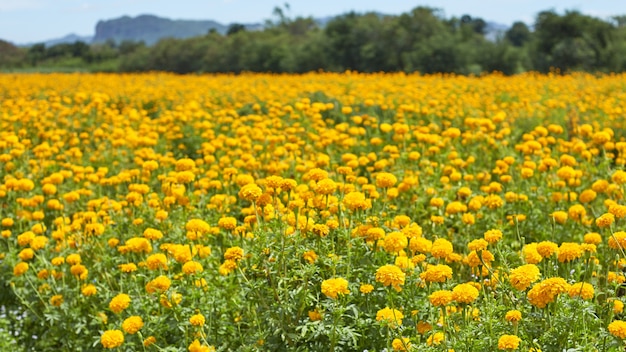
left=2, top=7, right=626, bottom=75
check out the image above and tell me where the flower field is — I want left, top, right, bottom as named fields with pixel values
left=1, top=72, right=626, bottom=351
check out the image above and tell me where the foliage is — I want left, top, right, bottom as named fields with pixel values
left=1, top=72, right=626, bottom=351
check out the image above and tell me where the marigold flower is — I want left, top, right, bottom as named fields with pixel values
left=188, top=339, right=216, bottom=352
left=109, top=293, right=131, bottom=313
left=609, top=231, right=626, bottom=250
left=420, top=264, right=453, bottom=284
left=383, top=232, right=408, bottom=253
left=452, top=283, right=480, bottom=304
left=308, top=310, right=323, bottom=321
left=609, top=320, right=626, bottom=339
left=596, top=213, right=615, bottom=228
left=359, top=284, right=374, bottom=294
left=509, top=264, right=540, bottom=290
left=342, top=191, right=371, bottom=211
left=431, top=238, right=453, bottom=258
left=321, top=277, right=350, bottom=299
left=101, top=330, right=124, bottom=349
left=557, top=242, right=582, bottom=263
left=498, top=334, right=521, bottom=350
left=122, top=316, right=144, bottom=334
left=375, top=172, right=397, bottom=188
left=146, top=275, right=171, bottom=293
left=567, top=282, right=594, bottom=300
left=182, top=261, right=203, bottom=275
left=224, top=246, right=244, bottom=261
left=189, top=313, right=205, bottom=326
left=303, top=250, right=318, bottom=264
left=429, top=290, right=453, bottom=307
left=426, top=332, right=444, bottom=346
left=49, top=294, right=63, bottom=307
left=376, top=307, right=404, bottom=328
left=613, top=300, right=625, bottom=314
left=81, top=284, right=97, bottom=296
left=391, top=337, right=411, bottom=351
left=527, top=277, right=570, bottom=308
left=239, top=183, right=263, bottom=202
left=146, top=253, right=168, bottom=270
left=505, top=310, right=522, bottom=323
left=375, top=264, right=406, bottom=289
left=484, top=229, right=503, bottom=243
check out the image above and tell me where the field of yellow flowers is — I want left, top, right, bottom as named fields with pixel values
left=1, top=72, right=626, bottom=351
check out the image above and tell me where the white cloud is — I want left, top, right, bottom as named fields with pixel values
left=0, top=0, right=44, bottom=11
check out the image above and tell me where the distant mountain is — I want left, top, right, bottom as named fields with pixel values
left=92, top=14, right=262, bottom=45
left=18, top=33, right=94, bottom=47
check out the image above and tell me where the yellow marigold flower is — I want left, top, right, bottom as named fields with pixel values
left=609, top=320, right=626, bottom=339
left=392, top=337, right=411, bottom=351
left=468, top=239, right=488, bottom=251
left=426, top=332, right=445, bottom=346
left=613, top=300, right=624, bottom=314
left=505, top=310, right=522, bottom=323
left=70, top=264, right=88, bottom=279
left=551, top=211, right=568, bottom=224
left=109, top=293, right=131, bottom=313
left=342, top=191, right=371, bottom=211
left=315, top=178, right=337, bottom=195
left=218, top=217, right=237, bottom=230
left=219, top=259, right=237, bottom=276
left=122, top=316, right=144, bottom=334
left=146, top=253, right=168, bottom=270
left=430, top=197, right=444, bottom=207
left=66, top=253, right=81, bottom=265
left=146, top=275, right=171, bottom=293
left=376, top=307, right=404, bottom=328
left=527, top=277, right=570, bottom=308
left=420, top=264, right=453, bottom=284
left=308, top=310, right=323, bottom=321
left=118, top=263, right=137, bottom=273
left=182, top=261, right=203, bottom=275
left=359, top=284, right=374, bottom=294
left=452, top=283, right=480, bottom=304
left=101, top=330, right=124, bottom=349
left=579, top=189, right=597, bottom=203
left=303, top=250, right=318, bottom=264
left=484, top=229, right=503, bottom=244
left=224, top=246, right=244, bottom=261
left=189, top=313, right=205, bottom=326
left=383, top=231, right=408, bottom=253
left=409, top=237, right=432, bottom=254
left=375, top=264, right=406, bottom=289
left=143, top=228, right=163, bottom=240
left=375, top=172, right=397, bottom=188
left=497, top=334, right=521, bottom=350
left=523, top=243, right=543, bottom=264
left=429, top=290, right=453, bottom=307
left=17, top=231, right=35, bottom=247
left=321, top=277, right=350, bottom=299
left=417, top=321, right=432, bottom=334
left=82, top=284, right=97, bottom=296
left=583, top=232, right=602, bottom=245
left=49, top=294, right=63, bottom=307
left=596, top=213, right=615, bottom=228
left=188, top=339, right=216, bottom=352
left=483, top=194, right=503, bottom=209
left=18, top=248, right=34, bottom=261
left=431, top=238, right=453, bottom=258
left=1, top=218, right=14, bottom=227
left=312, top=224, right=329, bottom=237
left=536, top=241, right=558, bottom=258
left=609, top=231, right=626, bottom=250
left=509, top=264, right=541, bottom=290
left=567, top=282, right=594, bottom=300
left=557, top=242, right=582, bottom=263
left=125, top=237, right=152, bottom=253
left=613, top=170, right=626, bottom=184
left=185, top=219, right=211, bottom=234
left=239, top=183, right=263, bottom=202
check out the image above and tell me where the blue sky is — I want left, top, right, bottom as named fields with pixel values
left=1, top=0, right=625, bottom=44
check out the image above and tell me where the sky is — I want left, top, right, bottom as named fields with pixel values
left=1, top=0, right=626, bottom=44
